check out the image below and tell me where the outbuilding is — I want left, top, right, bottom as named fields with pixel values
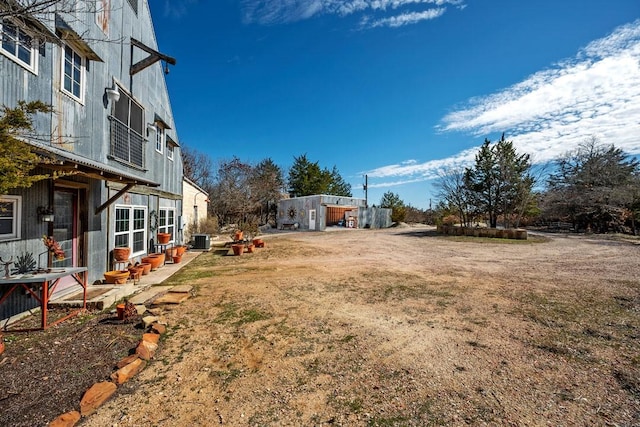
left=277, top=195, right=392, bottom=231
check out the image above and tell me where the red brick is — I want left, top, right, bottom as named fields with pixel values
left=48, top=410, right=81, bottom=427
left=110, top=358, right=146, bottom=385
left=80, top=381, right=117, bottom=416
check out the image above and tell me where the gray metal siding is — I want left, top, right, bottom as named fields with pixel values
left=0, top=0, right=184, bottom=304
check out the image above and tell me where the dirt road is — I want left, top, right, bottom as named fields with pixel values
left=83, top=225, right=640, bottom=426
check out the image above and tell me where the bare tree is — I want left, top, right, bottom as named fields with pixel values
left=434, top=168, right=473, bottom=227
left=182, top=145, right=214, bottom=190
left=544, top=136, right=640, bottom=233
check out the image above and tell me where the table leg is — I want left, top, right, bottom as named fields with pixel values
left=41, top=279, right=49, bottom=330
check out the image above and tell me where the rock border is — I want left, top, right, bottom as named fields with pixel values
left=437, top=225, right=528, bottom=240
left=47, top=313, right=168, bottom=427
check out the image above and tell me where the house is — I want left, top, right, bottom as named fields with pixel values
left=277, top=195, right=392, bottom=231
left=182, top=177, right=209, bottom=244
left=0, top=0, right=183, bottom=321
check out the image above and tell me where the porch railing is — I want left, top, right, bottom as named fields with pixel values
left=109, top=116, right=145, bottom=168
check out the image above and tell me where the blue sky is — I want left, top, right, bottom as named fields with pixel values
left=149, top=0, right=640, bottom=209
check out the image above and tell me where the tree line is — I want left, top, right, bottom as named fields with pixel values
left=183, top=150, right=353, bottom=233
left=434, top=135, right=640, bottom=234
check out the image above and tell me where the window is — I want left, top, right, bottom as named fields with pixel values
left=61, top=44, right=85, bottom=102
left=0, top=20, right=38, bottom=72
left=114, top=206, right=146, bottom=255
left=167, top=143, right=174, bottom=160
left=0, top=195, right=22, bottom=241
left=155, top=126, right=164, bottom=154
left=110, top=88, right=145, bottom=167
left=158, top=208, right=175, bottom=241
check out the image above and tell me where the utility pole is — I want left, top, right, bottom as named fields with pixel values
left=364, top=175, right=368, bottom=207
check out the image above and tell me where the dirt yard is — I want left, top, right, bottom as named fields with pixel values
left=2, top=225, right=640, bottom=426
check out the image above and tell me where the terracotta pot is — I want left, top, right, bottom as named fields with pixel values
left=157, top=233, right=171, bottom=244
left=113, top=247, right=131, bottom=261
left=128, top=265, right=143, bottom=280
left=172, top=255, right=182, bottom=263
left=0, top=334, right=4, bottom=356
left=116, top=303, right=125, bottom=320
left=141, top=253, right=164, bottom=271
left=104, top=270, right=130, bottom=285
left=139, top=263, right=152, bottom=275
left=166, top=247, right=178, bottom=258
left=175, top=245, right=187, bottom=256
left=234, top=231, right=243, bottom=241
left=246, top=244, right=255, bottom=253
left=252, top=239, right=264, bottom=248
left=231, top=244, right=244, bottom=256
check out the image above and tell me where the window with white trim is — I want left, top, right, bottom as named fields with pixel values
left=0, top=20, right=38, bottom=73
left=167, top=143, right=174, bottom=161
left=111, top=88, right=145, bottom=167
left=155, top=125, right=164, bottom=154
left=158, top=208, right=175, bottom=241
left=61, top=44, right=85, bottom=102
left=114, top=206, right=147, bottom=255
left=0, top=195, right=22, bottom=241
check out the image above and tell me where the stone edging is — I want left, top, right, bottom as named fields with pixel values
left=47, top=316, right=167, bottom=427
left=437, top=225, right=528, bottom=240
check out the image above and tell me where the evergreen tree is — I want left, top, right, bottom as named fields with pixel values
left=287, top=154, right=351, bottom=197
left=380, top=191, right=406, bottom=223
left=464, top=134, right=533, bottom=228
left=327, top=165, right=352, bottom=197
left=0, top=101, right=54, bottom=194
left=545, top=137, right=640, bottom=233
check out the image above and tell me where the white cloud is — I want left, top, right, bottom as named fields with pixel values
left=363, top=8, right=445, bottom=28
left=365, top=19, right=640, bottom=189
left=241, top=0, right=462, bottom=26
left=362, top=147, right=477, bottom=181
left=440, top=19, right=640, bottom=164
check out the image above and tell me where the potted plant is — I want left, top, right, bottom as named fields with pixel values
left=42, top=235, right=65, bottom=261
left=236, top=217, right=259, bottom=242
left=14, top=252, right=36, bottom=274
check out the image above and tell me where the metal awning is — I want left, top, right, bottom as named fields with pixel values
left=0, top=1, right=59, bottom=43
left=154, top=113, right=172, bottom=130
left=29, top=141, right=160, bottom=188
left=55, top=15, right=103, bottom=62
left=30, top=142, right=160, bottom=215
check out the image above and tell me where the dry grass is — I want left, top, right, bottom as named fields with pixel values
left=11, top=226, right=639, bottom=427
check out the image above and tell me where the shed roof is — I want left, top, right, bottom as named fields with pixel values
left=30, top=141, right=160, bottom=187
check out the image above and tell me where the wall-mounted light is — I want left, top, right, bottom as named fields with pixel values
left=37, top=206, right=54, bottom=222
left=147, top=123, right=157, bottom=136
left=105, top=84, right=120, bottom=104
